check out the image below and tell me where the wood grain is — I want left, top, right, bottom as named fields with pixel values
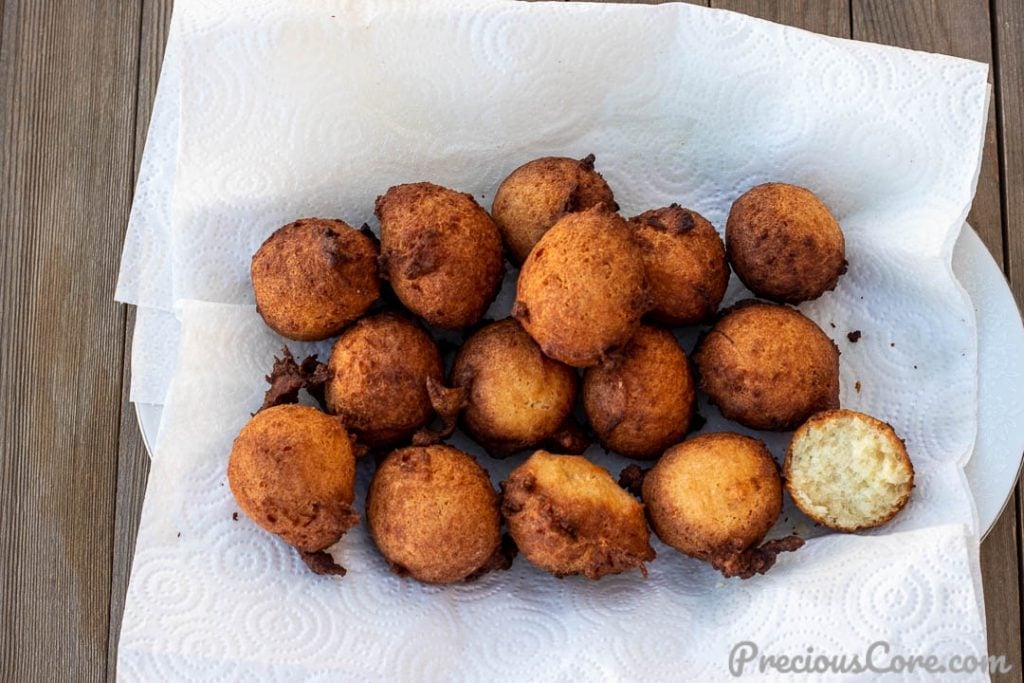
left=0, top=0, right=141, bottom=680
left=853, top=1, right=1021, bottom=677
left=106, top=310, right=150, bottom=683
left=0, top=0, right=7, bottom=63
left=994, top=0, right=1024, bottom=308
left=995, top=0, right=1024, bottom=673
left=105, top=2, right=171, bottom=677
left=710, top=0, right=850, bottom=37
left=985, top=499, right=1024, bottom=680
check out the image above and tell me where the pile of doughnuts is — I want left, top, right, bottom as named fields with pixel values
left=227, top=155, right=915, bottom=583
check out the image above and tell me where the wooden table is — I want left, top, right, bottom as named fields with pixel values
left=0, top=0, right=1021, bottom=679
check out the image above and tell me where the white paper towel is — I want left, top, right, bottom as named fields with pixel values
left=129, top=306, right=181, bottom=405
left=119, top=0, right=991, bottom=308
left=115, top=0, right=990, bottom=409
left=119, top=5, right=184, bottom=405
left=116, top=6, right=180, bottom=313
left=115, top=1, right=994, bottom=679
left=117, top=301, right=989, bottom=681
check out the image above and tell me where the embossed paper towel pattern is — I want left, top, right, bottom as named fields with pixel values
left=115, top=0, right=988, bottom=421
left=117, top=302, right=987, bottom=681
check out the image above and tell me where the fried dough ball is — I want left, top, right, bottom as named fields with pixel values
left=785, top=409, right=914, bottom=532
left=726, top=183, right=846, bottom=303
left=513, top=206, right=648, bottom=368
left=251, top=218, right=380, bottom=341
left=502, top=451, right=655, bottom=579
left=492, top=154, right=617, bottom=264
left=228, top=404, right=358, bottom=552
left=643, top=433, right=802, bottom=579
left=325, top=312, right=443, bottom=448
left=376, top=182, right=504, bottom=329
left=629, top=204, right=729, bottom=325
left=451, top=318, right=578, bottom=456
left=583, top=325, right=694, bottom=460
left=367, top=445, right=503, bottom=584
left=693, top=301, right=839, bottom=431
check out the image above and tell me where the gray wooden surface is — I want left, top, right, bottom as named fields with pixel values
left=0, top=0, right=1020, bottom=680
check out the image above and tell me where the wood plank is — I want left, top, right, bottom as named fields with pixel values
left=132, top=0, right=174, bottom=158
left=0, top=0, right=141, bottom=680
left=709, top=0, right=850, bottom=38
left=986, top=488, right=1022, bottom=677
left=994, top=0, right=1024, bottom=308
left=532, top=0, right=709, bottom=4
left=107, top=311, right=151, bottom=683
left=106, top=1, right=172, bottom=677
left=0, top=0, right=6, bottom=65
left=994, top=0, right=1024, bottom=672
left=853, top=1, right=1021, bottom=678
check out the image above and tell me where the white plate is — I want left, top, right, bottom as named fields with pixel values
left=957, top=223, right=1024, bottom=535
left=134, top=223, right=1024, bottom=538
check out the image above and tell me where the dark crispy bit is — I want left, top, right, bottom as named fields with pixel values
left=464, top=534, right=518, bottom=582
left=411, top=379, right=468, bottom=446
left=542, top=418, right=591, bottom=455
left=395, top=227, right=443, bottom=280
left=713, top=535, right=804, bottom=579
left=261, top=347, right=330, bottom=412
left=618, top=464, right=647, bottom=498
left=426, top=378, right=467, bottom=430
left=847, top=330, right=862, bottom=342
left=299, top=549, right=348, bottom=577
